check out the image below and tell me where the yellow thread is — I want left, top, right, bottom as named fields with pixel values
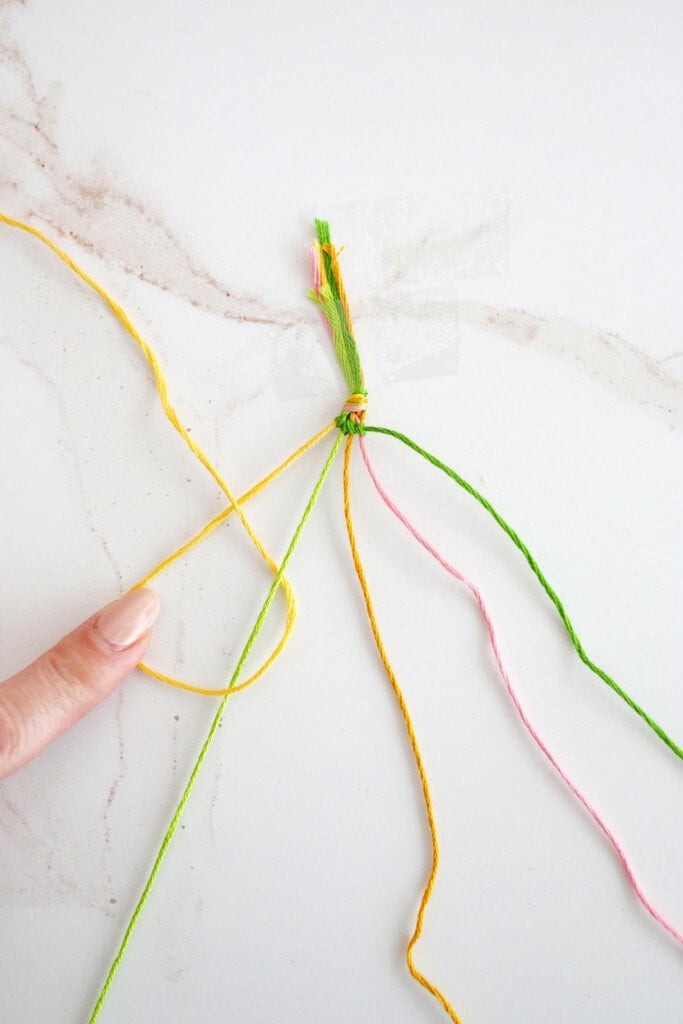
left=343, top=436, right=462, bottom=1024
left=134, top=422, right=335, bottom=695
left=0, top=212, right=297, bottom=693
left=136, top=421, right=335, bottom=590
left=344, top=393, right=367, bottom=405
left=314, top=239, right=328, bottom=288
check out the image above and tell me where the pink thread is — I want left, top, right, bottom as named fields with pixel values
left=358, top=436, right=683, bottom=946
left=310, top=244, right=322, bottom=292
left=309, top=245, right=335, bottom=342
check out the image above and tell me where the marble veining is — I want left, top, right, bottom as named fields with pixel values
left=0, top=0, right=681, bottom=428
left=1, top=3, right=682, bottom=1022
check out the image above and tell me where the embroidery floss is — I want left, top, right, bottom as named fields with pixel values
left=2, top=212, right=681, bottom=1024
left=357, top=435, right=683, bottom=946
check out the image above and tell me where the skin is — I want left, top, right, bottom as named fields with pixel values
left=0, top=596, right=157, bottom=781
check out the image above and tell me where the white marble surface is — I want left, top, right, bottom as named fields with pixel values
left=1, top=1, right=683, bottom=1021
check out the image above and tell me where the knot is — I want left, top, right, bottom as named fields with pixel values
left=336, top=392, right=368, bottom=435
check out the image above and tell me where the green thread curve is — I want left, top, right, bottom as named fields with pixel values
left=364, top=423, right=683, bottom=762
left=87, top=433, right=343, bottom=1023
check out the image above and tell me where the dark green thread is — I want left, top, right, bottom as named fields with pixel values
left=365, top=423, right=683, bottom=762
left=335, top=409, right=367, bottom=435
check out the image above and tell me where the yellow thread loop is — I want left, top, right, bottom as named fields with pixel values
left=133, top=421, right=335, bottom=695
left=0, top=211, right=297, bottom=695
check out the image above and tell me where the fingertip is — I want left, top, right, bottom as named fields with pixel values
left=92, top=589, right=160, bottom=652
left=0, top=589, right=160, bottom=779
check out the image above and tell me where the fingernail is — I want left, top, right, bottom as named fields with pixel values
left=93, top=589, right=160, bottom=651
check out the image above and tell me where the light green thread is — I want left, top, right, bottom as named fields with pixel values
left=308, top=285, right=357, bottom=388
left=88, top=433, right=343, bottom=1023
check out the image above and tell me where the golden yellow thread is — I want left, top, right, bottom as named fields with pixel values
left=0, top=212, right=297, bottom=694
left=342, top=392, right=368, bottom=408
left=343, top=436, right=462, bottom=1024
left=321, top=241, right=355, bottom=343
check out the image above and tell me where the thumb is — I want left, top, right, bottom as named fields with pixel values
left=0, top=588, right=159, bottom=780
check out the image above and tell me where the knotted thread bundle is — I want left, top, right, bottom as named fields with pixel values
left=2, top=212, right=682, bottom=1024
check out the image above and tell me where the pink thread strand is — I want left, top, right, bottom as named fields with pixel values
left=309, top=245, right=334, bottom=340
left=309, top=244, right=322, bottom=292
left=358, top=435, right=683, bottom=946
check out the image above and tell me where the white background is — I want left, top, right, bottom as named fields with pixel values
left=1, top=1, right=683, bottom=1021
